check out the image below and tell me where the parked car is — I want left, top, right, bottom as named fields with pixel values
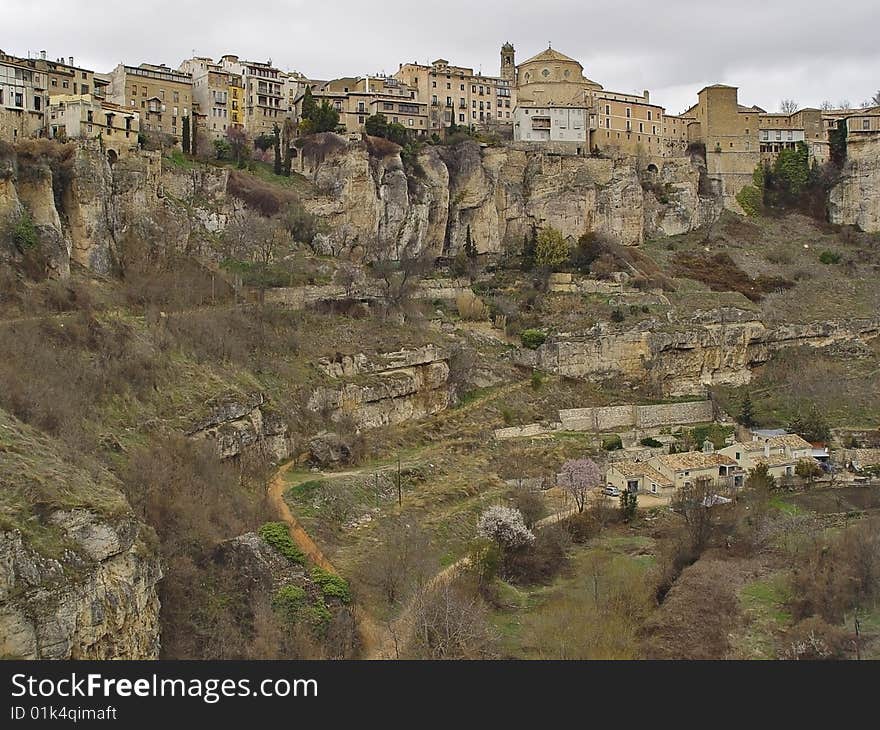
left=603, top=485, right=620, bottom=497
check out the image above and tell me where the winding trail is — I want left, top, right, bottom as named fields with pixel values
left=267, top=454, right=575, bottom=659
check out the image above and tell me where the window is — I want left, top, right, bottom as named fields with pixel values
left=865, top=119, right=871, bottom=130
left=626, top=108, right=631, bottom=118
left=647, top=110, right=652, bottom=121
left=605, top=104, right=610, bottom=115
left=432, top=81, right=436, bottom=88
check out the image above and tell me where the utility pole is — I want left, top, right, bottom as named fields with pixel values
left=397, top=455, right=402, bottom=507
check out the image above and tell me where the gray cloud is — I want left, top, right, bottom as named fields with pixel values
left=5, top=0, right=879, bottom=114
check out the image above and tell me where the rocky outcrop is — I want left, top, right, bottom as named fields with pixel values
left=308, top=345, right=451, bottom=429
left=298, top=135, right=715, bottom=257
left=187, top=392, right=289, bottom=462
left=0, top=409, right=161, bottom=660
left=525, top=308, right=880, bottom=396
left=2, top=140, right=230, bottom=277
left=829, top=135, right=880, bottom=232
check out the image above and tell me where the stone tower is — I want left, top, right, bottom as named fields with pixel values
left=501, top=42, right=515, bottom=83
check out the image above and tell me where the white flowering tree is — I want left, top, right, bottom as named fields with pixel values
left=477, top=505, right=535, bottom=550
left=558, top=457, right=602, bottom=513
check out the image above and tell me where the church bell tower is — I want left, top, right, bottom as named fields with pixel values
left=501, top=42, right=515, bottom=83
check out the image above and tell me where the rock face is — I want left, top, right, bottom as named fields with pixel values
left=187, top=392, right=289, bottom=462
left=298, top=135, right=717, bottom=256
left=0, top=409, right=162, bottom=659
left=1, top=140, right=229, bottom=277
left=524, top=308, right=880, bottom=396
left=829, top=135, right=880, bottom=232
left=308, top=344, right=451, bottom=429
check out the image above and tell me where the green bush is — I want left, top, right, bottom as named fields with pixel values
left=302, top=599, right=333, bottom=634
left=273, top=584, right=308, bottom=621
left=530, top=370, right=544, bottom=390
left=735, top=184, right=763, bottom=217
left=603, top=434, right=623, bottom=451
left=258, top=522, right=305, bottom=565
left=520, top=329, right=547, bottom=350
left=10, top=211, right=38, bottom=251
left=640, top=437, right=663, bottom=448
left=819, top=250, right=841, bottom=265
left=534, top=227, right=569, bottom=269
left=310, top=567, right=352, bottom=604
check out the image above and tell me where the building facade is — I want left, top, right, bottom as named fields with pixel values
left=394, top=57, right=514, bottom=133
left=47, top=93, right=139, bottom=152
left=106, top=63, right=193, bottom=143
left=0, top=51, right=48, bottom=140
left=178, top=57, right=244, bottom=141
left=606, top=447, right=743, bottom=499
left=306, top=75, right=427, bottom=134
left=219, top=55, right=283, bottom=137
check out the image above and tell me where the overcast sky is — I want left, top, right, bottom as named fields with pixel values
left=5, top=0, right=878, bottom=114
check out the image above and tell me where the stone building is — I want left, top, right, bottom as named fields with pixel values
left=511, top=45, right=665, bottom=156
left=0, top=51, right=51, bottom=140
left=219, top=55, right=283, bottom=137
left=106, top=62, right=193, bottom=143
left=394, top=57, right=514, bottom=133
left=719, top=434, right=814, bottom=482
left=606, top=448, right=743, bottom=499
left=303, top=75, right=427, bottom=134
left=178, top=57, right=245, bottom=142
left=843, top=106, right=880, bottom=135
left=47, top=93, right=140, bottom=154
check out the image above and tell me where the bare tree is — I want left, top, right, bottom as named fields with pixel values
left=670, top=477, right=716, bottom=553
left=558, top=457, right=602, bottom=513
left=779, top=99, right=799, bottom=114
left=873, top=91, right=880, bottom=107
left=838, top=99, right=853, bottom=111
left=363, top=237, right=434, bottom=313
left=333, top=262, right=365, bottom=298
left=820, top=100, right=834, bottom=111
left=405, top=581, right=497, bottom=659
left=362, top=518, right=435, bottom=605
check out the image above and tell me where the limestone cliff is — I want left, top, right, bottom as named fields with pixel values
left=829, top=135, right=880, bottom=232
left=307, top=344, right=452, bottom=429
left=0, top=408, right=162, bottom=659
left=523, top=308, right=880, bottom=396
left=298, top=135, right=718, bottom=256
left=1, top=140, right=229, bottom=277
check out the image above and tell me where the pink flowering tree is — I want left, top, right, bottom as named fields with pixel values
left=558, top=458, right=602, bottom=513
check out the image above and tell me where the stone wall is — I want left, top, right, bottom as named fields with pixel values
left=494, top=399, right=714, bottom=440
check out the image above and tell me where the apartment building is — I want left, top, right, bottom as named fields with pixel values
left=0, top=51, right=48, bottom=140
left=219, top=55, right=283, bottom=137
left=106, top=62, right=193, bottom=142
left=179, top=57, right=244, bottom=140
left=513, top=105, right=588, bottom=144
left=394, top=56, right=514, bottom=132
left=306, top=75, right=427, bottom=134
left=47, top=93, right=139, bottom=151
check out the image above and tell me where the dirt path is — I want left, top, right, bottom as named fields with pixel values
left=265, top=379, right=553, bottom=659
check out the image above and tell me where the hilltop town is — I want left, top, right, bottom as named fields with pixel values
left=2, top=42, right=879, bottom=212
left=0, top=40, right=879, bottom=662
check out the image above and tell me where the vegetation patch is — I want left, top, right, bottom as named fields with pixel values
left=259, top=522, right=306, bottom=565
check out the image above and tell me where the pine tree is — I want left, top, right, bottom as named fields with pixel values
left=272, top=122, right=282, bottom=175
left=619, top=489, right=638, bottom=522
left=739, top=392, right=756, bottom=427
left=181, top=115, right=191, bottom=155
left=465, top=225, right=477, bottom=259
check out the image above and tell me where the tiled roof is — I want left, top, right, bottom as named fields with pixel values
left=608, top=461, right=674, bottom=487
left=656, top=451, right=738, bottom=471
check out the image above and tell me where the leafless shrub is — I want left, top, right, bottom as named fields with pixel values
left=455, top=290, right=489, bottom=321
